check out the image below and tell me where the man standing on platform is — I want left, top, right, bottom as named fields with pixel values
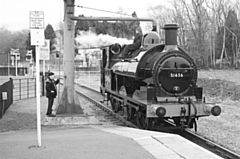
left=45, top=71, right=59, bottom=117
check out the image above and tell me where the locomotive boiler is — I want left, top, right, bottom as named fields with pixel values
left=100, top=24, right=221, bottom=130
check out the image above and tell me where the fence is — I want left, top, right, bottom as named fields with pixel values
left=0, top=78, right=13, bottom=119
left=12, top=77, right=44, bottom=101
left=0, top=67, right=28, bottom=76
left=1, top=71, right=100, bottom=102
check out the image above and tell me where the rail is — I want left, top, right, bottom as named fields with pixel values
left=179, top=129, right=240, bottom=159
left=74, top=84, right=138, bottom=128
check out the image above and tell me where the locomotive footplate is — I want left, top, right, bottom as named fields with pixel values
left=145, top=98, right=221, bottom=131
left=147, top=101, right=221, bottom=118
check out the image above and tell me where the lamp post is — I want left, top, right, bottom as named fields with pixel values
left=15, top=53, right=17, bottom=76
left=10, top=48, right=20, bottom=76
left=8, top=51, right=10, bottom=76
left=26, top=50, right=33, bottom=76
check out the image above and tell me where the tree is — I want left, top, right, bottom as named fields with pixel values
left=12, top=30, right=29, bottom=61
left=147, top=0, right=240, bottom=69
left=225, top=9, right=240, bottom=66
left=0, top=27, right=29, bottom=62
left=74, top=8, right=140, bottom=39
left=171, top=0, right=191, bottom=50
left=184, top=0, right=207, bottom=67
left=44, top=24, right=56, bottom=52
left=147, top=4, right=174, bottom=36
left=204, top=0, right=225, bottom=68
left=95, top=21, right=109, bottom=35
left=75, top=15, right=88, bottom=31
left=0, top=27, right=13, bottom=54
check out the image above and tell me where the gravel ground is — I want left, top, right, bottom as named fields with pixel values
left=198, top=69, right=240, bottom=85
left=197, top=70, right=240, bottom=155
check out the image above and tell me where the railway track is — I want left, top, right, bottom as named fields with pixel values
left=178, top=129, right=240, bottom=159
left=75, top=84, right=240, bottom=159
left=74, top=84, right=138, bottom=128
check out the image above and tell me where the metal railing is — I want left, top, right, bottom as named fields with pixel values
left=10, top=70, right=100, bottom=101
left=13, top=78, right=42, bottom=101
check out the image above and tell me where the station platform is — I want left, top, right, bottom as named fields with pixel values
left=0, top=93, right=223, bottom=159
left=0, top=125, right=223, bottom=159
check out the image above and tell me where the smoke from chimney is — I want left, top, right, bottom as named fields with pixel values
left=75, top=31, right=132, bottom=49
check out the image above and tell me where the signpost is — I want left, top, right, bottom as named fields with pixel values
left=30, top=11, right=44, bottom=147
left=39, top=40, right=50, bottom=60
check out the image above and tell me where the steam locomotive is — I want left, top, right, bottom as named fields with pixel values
left=100, top=24, right=221, bottom=130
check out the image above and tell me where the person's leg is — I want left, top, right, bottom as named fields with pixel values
left=119, top=45, right=129, bottom=58
left=46, top=98, right=51, bottom=115
left=49, top=98, right=54, bottom=115
left=46, top=98, right=54, bottom=115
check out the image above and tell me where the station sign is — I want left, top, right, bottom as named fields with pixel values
left=30, top=11, right=44, bottom=29
left=2, top=92, right=7, bottom=100
left=29, top=11, right=44, bottom=46
left=39, top=40, right=50, bottom=60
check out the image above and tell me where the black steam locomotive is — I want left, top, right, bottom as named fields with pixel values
left=100, top=24, right=221, bottom=130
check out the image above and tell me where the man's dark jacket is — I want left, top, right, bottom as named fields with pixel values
left=46, top=77, right=59, bottom=98
left=127, top=32, right=142, bottom=51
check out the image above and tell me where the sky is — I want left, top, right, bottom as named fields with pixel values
left=0, top=0, right=169, bottom=31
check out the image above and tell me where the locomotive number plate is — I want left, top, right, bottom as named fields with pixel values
left=169, top=72, right=184, bottom=78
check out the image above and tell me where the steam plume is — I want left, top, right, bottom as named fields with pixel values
left=75, top=31, right=132, bottom=49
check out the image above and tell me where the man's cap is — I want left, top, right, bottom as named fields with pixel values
left=46, top=72, right=54, bottom=76
left=136, top=27, right=142, bottom=32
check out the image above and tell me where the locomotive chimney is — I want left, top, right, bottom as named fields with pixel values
left=163, top=24, right=179, bottom=50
